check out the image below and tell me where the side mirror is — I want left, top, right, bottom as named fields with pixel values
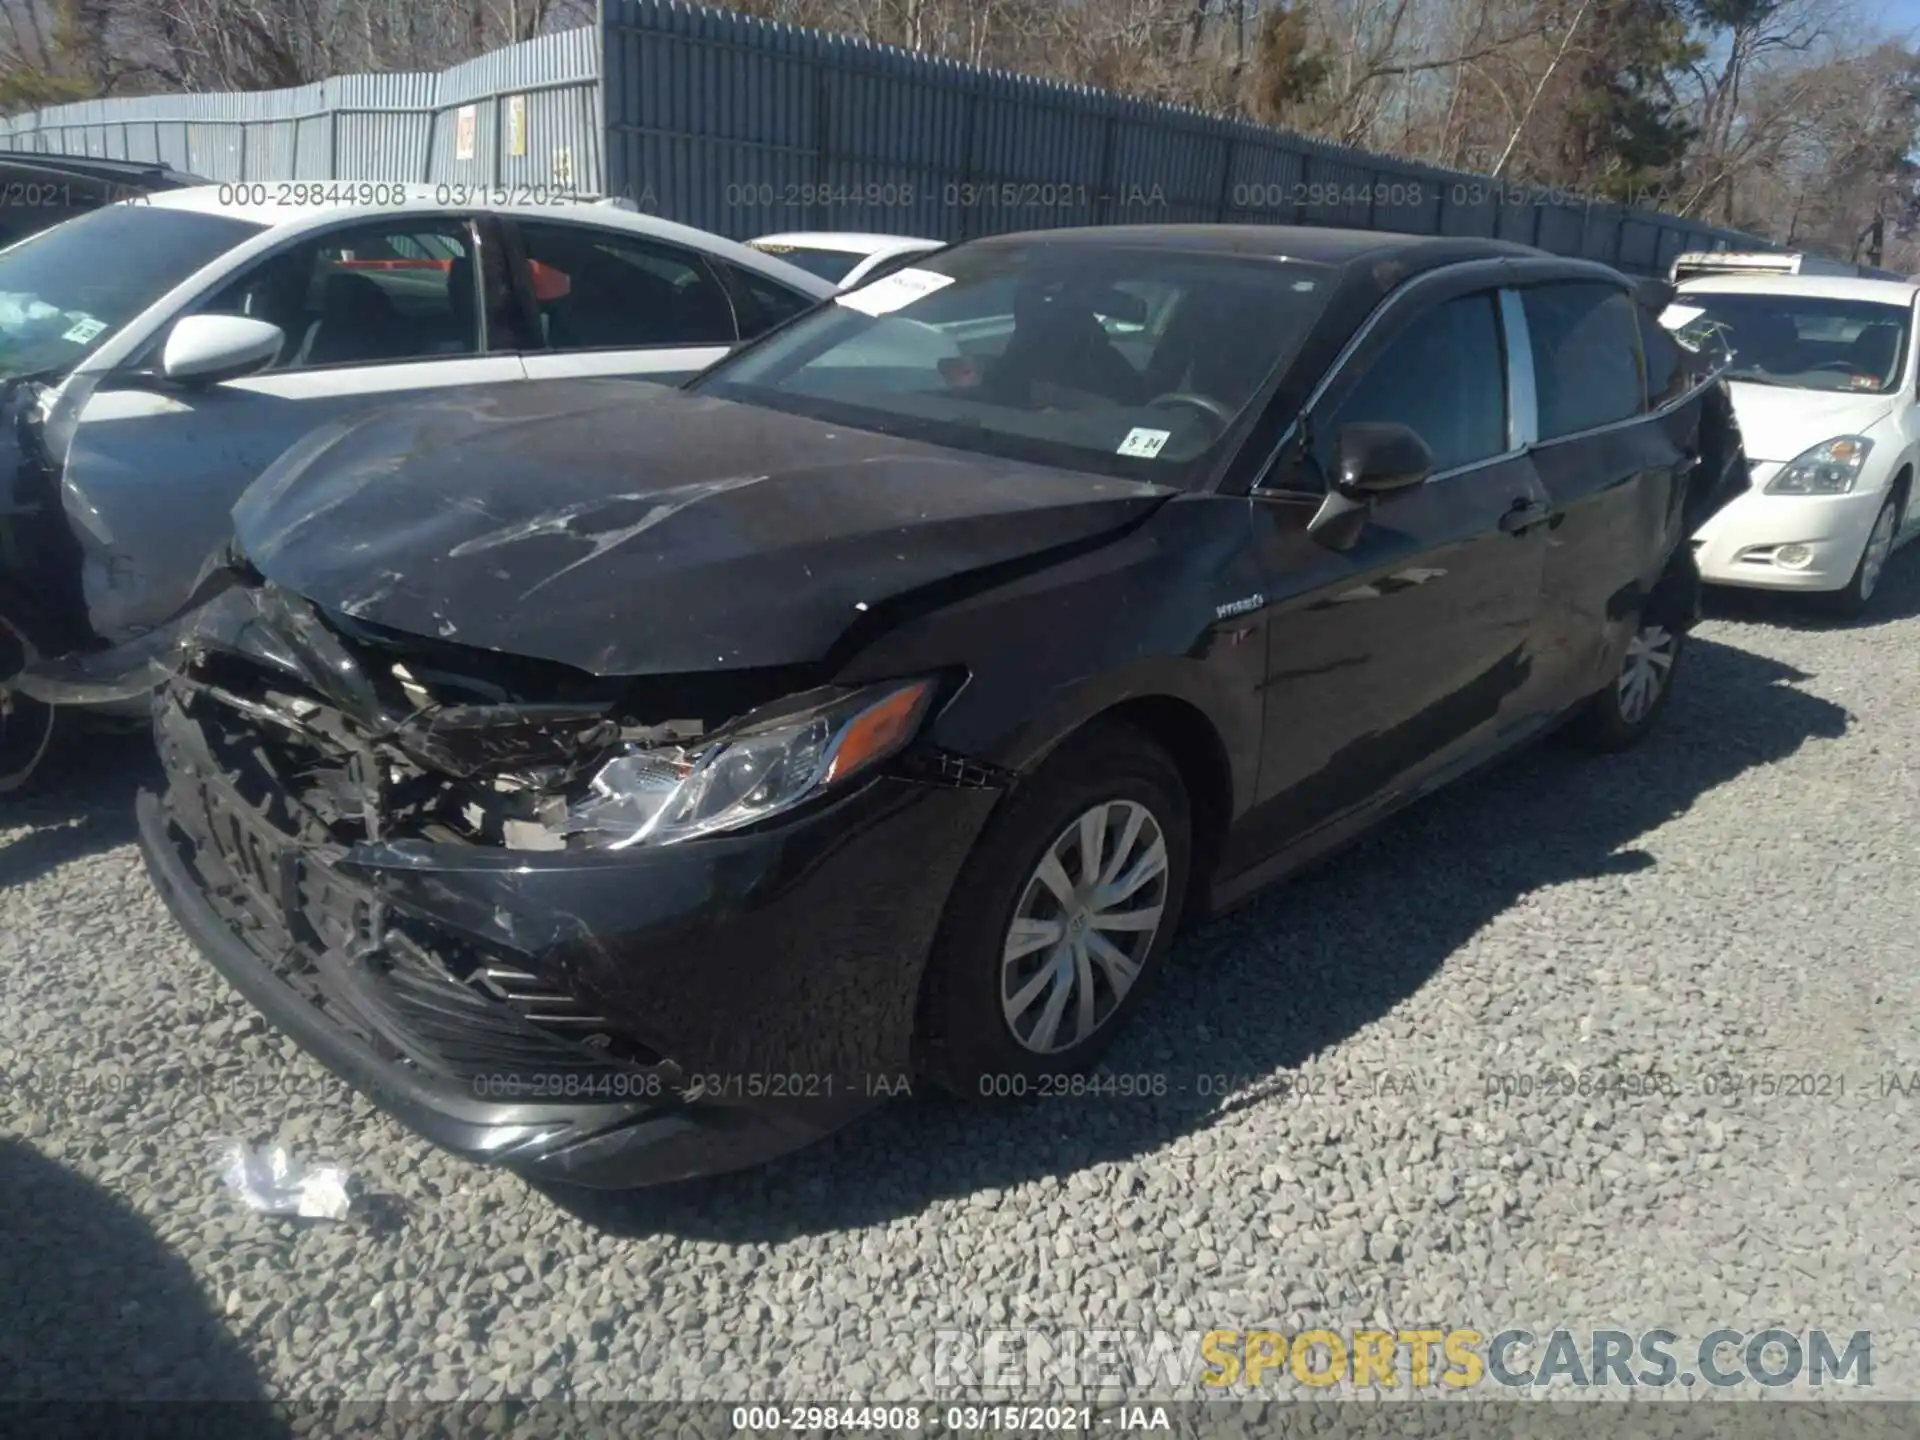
left=1635, top=277, right=1677, bottom=314
left=161, top=314, right=285, bottom=386
left=1304, top=422, right=1434, bottom=552
left=1334, top=422, right=1433, bottom=496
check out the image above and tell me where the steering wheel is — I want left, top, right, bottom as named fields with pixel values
left=1146, top=392, right=1235, bottom=431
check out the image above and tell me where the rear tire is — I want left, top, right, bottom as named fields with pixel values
left=1814, top=491, right=1901, bottom=621
left=0, top=608, right=64, bottom=796
left=1567, top=613, right=1684, bottom=754
left=918, top=722, right=1191, bottom=1099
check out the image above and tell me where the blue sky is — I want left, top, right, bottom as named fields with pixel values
left=1872, top=0, right=1920, bottom=36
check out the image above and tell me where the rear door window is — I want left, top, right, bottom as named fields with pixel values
left=1522, top=282, right=1645, bottom=439
left=513, top=221, right=739, bottom=350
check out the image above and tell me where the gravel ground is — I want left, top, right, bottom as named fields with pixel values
left=3, top=554, right=1918, bottom=1408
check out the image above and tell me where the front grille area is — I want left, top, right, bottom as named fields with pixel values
left=157, top=684, right=668, bottom=1089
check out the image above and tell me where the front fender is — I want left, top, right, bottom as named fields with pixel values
left=830, top=494, right=1268, bottom=817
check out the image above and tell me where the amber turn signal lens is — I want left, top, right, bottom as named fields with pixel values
left=823, top=681, right=932, bottom=785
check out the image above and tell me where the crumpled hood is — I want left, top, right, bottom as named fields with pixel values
left=1725, top=381, right=1894, bottom=463
left=233, top=379, right=1175, bottom=677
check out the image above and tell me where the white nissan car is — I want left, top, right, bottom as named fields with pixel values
left=1665, top=274, right=1920, bottom=615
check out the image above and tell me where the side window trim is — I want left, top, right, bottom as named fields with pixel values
left=694, top=252, right=744, bottom=344
left=1499, top=287, right=1540, bottom=451
left=712, top=258, right=766, bottom=337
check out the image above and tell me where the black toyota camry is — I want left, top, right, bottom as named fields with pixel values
left=134, top=226, right=1749, bottom=1187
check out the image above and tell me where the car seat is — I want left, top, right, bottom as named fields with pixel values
left=1848, top=323, right=1901, bottom=383
left=1732, top=311, right=1799, bottom=373
left=297, top=272, right=406, bottom=366
left=988, top=285, right=1145, bottom=406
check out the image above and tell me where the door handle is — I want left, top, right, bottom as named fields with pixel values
left=1499, top=499, right=1551, bottom=535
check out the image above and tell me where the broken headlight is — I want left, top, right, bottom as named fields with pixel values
left=566, top=679, right=935, bottom=849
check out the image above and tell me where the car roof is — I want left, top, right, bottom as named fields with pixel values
left=968, top=223, right=1543, bottom=268
left=751, top=232, right=943, bottom=256
left=0, top=151, right=207, bottom=187
left=1678, top=274, right=1920, bottom=304
left=130, top=185, right=837, bottom=296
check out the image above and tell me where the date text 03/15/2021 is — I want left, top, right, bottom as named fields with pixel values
left=729, top=1405, right=1174, bottom=1432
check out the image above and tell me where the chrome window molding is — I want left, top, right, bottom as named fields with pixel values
left=1499, top=287, right=1539, bottom=451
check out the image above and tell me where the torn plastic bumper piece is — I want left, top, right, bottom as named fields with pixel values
left=140, top=680, right=1004, bottom=1187
left=10, top=564, right=258, bottom=706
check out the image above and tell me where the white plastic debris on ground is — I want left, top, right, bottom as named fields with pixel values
left=217, top=1140, right=354, bottom=1220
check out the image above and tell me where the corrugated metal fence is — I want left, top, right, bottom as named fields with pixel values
left=0, top=28, right=602, bottom=192
left=1, top=0, right=1762, bottom=273
left=598, top=0, right=1762, bottom=273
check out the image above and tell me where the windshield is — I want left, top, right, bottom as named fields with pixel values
left=1664, top=291, right=1911, bottom=394
left=749, top=244, right=862, bottom=284
left=693, top=242, right=1333, bottom=484
left=0, top=204, right=264, bottom=381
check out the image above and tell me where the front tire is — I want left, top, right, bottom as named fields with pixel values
left=0, top=609, right=63, bottom=796
left=918, top=722, right=1191, bottom=1099
left=1816, top=491, right=1901, bottom=620
left=1567, top=614, right=1684, bottom=753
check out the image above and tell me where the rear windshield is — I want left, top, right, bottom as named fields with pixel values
left=748, top=244, right=861, bottom=285
left=693, top=242, right=1333, bottom=486
left=0, top=204, right=263, bottom=381
left=1664, top=291, right=1912, bottom=394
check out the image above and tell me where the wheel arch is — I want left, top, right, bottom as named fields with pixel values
left=1087, top=696, right=1234, bottom=921
left=980, top=692, right=1234, bottom=928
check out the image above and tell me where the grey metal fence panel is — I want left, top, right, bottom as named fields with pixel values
left=186, top=126, right=246, bottom=181
left=0, top=33, right=596, bottom=194
left=1223, top=143, right=1309, bottom=227
left=1617, top=216, right=1662, bottom=275
left=0, top=1, right=1772, bottom=273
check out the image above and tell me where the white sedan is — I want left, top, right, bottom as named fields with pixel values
left=0, top=185, right=835, bottom=791
left=747, top=231, right=944, bottom=290
left=1666, top=274, right=1920, bottom=615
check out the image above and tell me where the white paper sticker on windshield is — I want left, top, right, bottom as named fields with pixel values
left=1660, top=304, right=1706, bottom=330
left=836, top=267, right=955, bottom=317
left=1117, top=427, right=1172, bottom=458
left=62, top=316, right=108, bottom=345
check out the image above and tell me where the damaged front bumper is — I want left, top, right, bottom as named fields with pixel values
left=137, top=580, right=1002, bottom=1187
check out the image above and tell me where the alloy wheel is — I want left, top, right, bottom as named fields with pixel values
left=1860, top=499, right=1898, bottom=602
left=1000, top=799, right=1170, bottom=1055
left=1616, top=621, right=1678, bottom=726
left=0, top=614, right=57, bottom=795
